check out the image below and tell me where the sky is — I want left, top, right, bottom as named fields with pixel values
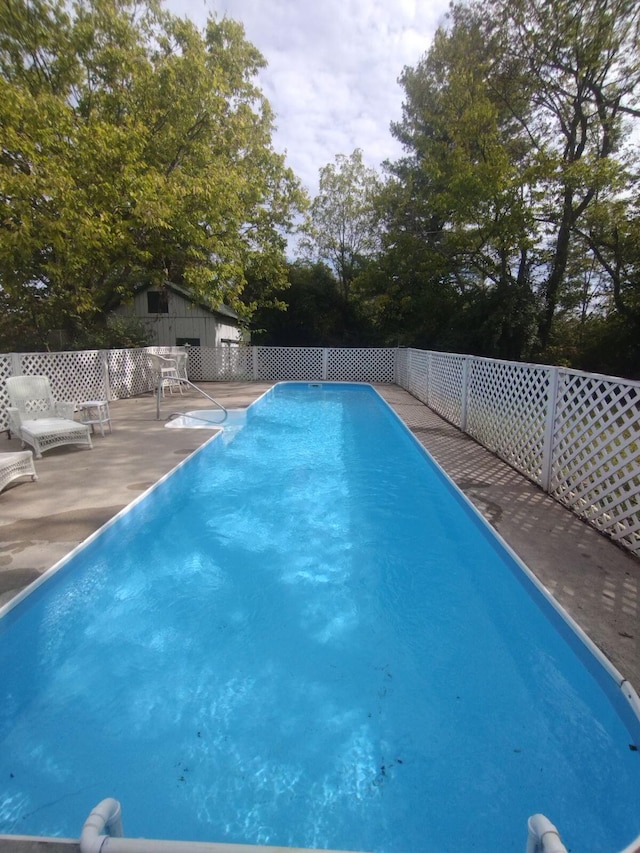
left=165, top=0, right=451, bottom=197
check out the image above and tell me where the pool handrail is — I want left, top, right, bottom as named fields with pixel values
left=156, top=377, right=227, bottom=422
left=80, top=798, right=370, bottom=853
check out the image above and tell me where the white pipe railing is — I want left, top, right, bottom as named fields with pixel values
left=526, top=815, right=568, bottom=853
left=80, top=799, right=367, bottom=853
left=77, top=801, right=640, bottom=853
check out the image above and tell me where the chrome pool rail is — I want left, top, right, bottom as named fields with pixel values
left=156, top=377, right=227, bottom=422
left=80, top=798, right=370, bottom=853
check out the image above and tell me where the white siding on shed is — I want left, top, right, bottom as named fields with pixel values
left=118, top=288, right=241, bottom=348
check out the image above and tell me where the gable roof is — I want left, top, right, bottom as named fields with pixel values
left=136, top=281, right=240, bottom=322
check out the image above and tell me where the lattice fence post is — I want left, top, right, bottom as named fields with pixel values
left=461, top=356, right=471, bottom=433
left=425, top=351, right=431, bottom=405
left=11, top=353, right=22, bottom=377
left=322, top=349, right=329, bottom=380
left=252, top=347, right=259, bottom=381
left=101, top=351, right=111, bottom=401
left=541, top=366, right=560, bottom=493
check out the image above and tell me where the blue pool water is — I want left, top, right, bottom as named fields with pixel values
left=1, top=383, right=639, bottom=852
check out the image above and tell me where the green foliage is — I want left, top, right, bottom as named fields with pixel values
left=73, top=314, right=153, bottom=350
left=249, top=261, right=378, bottom=347
left=301, top=149, right=381, bottom=300
left=0, top=0, right=306, bottom=350
left=375, top=0, right=640, bottom=373
left=375, top=5, right=539, bottom=358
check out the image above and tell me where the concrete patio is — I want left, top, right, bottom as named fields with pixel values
left=1, top=380, right=639, bottom=695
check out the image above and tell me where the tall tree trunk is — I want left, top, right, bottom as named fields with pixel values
left=538, top=189, right=574, bottom=351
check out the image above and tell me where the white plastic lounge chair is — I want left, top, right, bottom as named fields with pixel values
left=148, top=353, right=183, bottom=397
left=5, top=375, right=93, bottom=459
left=0, top=451, right=37, bottom=493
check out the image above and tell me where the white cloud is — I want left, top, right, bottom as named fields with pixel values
left=166, top=0, right=450, bottom=195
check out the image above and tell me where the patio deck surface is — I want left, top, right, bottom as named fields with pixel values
left=1, top=380, right=639, bottom=696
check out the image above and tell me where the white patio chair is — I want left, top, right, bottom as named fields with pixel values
left=0, top=451, right=37, bottom=493
left=167, top=348, right=188, bottom=383
left=5, top=375, right=93, bottom=459
left=148, top=353, right=183, bottom=397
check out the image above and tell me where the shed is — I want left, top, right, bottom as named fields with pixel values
left=117, top=282, right=244, bottom=348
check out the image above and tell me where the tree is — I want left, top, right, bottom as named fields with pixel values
left=247, top=260, right=379, bottom=346
left=0, top=0, right=306, bottom=350
left=381, top=0, right=640, bottom=366
left=382, top=3, right=539, bottom=358
left=249, top=262, right=344, bottom=346
left=302, top=149, right=381, bottom=301
left=489, top=0, right=640, bottom=351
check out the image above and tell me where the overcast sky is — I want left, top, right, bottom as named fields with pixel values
left=165, top=0, right=450, bottom=197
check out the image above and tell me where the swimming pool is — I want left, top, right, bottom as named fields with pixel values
left=1, top=382, right=639, bottom=852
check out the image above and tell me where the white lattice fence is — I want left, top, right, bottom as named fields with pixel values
left=395, top=348, right=409, bottom=388
left=467, top=359, right=550, bottom=484
left=550, top=371, right=640, bottom=554
left=184, top=346, right=204, bottom=381
left=256, top=347, right=324, bottom=381
left=428, top=353, right=466, bottom=427
left=406, top=349, right=429, bottom=404
left=108, top=348, right=155, bottom=398
left=2, top=342, right=639, bottom=557
left=399, top=349, right=640, bottom=557
left=327, top=348, right=395, bottom=382
left=188, top=347, right=253, bottom=381
left=17, top=351, right=107, bottom=404
left=0, top=355, right=12, bottom=432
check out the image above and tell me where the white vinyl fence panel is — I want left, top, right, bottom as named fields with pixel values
left=549, top=371, right=640, bottom=553
left=327, top=348, right=395, bottom=382
left=466, top=358, right=551, bottom=484
left=427, top=352, right=466, bottom=427
left=187, top=346, right=253, bottom=382
left=255, top=346, right=325, bottom=381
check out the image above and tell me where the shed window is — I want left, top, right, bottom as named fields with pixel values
left=147, top=291, right=169, bottom=314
